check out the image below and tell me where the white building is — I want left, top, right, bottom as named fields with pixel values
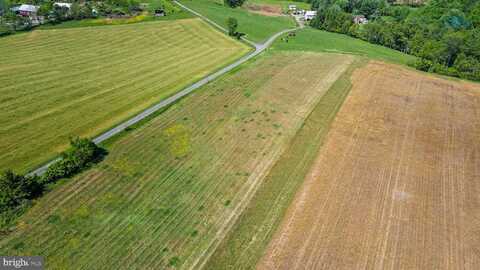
left=288, top=5, right=297, bottom=11
left=353, top=15, right=369, bottom=24
left=12, top=4, right=39, bottom=16
left=304, top=10, right=317, bottom=21
left=11, top=4, right=42, bottom=25
left=54, top=2, right=73, bottom=9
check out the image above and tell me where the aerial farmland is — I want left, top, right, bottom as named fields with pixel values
left=1, top=0, right=480, bottom=269
left=0, top=18, right=249, bottom=173
left=0, top=52, right=354, bottom=269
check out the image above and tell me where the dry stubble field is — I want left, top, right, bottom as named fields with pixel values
left=0, top=52, right=353, bottom=269
left=259, top=62, right=480, bottom=270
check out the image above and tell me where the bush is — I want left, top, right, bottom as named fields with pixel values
left=43, top=137, right=106, bottom=184
left=224, top=0, right=245, bottom=8
left=227, top=17, right=238, bottom=37
left=413, top=58, right=433, bottom=72
left=453, top=53, right=480, bottom=81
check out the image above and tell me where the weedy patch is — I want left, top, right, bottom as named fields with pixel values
left=163, top=124, right=191, bottom=158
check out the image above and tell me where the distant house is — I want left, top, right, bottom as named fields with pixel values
left=54, top=2, right=73, bottom=9
left=353, top=15, right=368, bottom=24
left=11, top=4, right=42, bottom=25
left=304, top=10, right=317, bottom=21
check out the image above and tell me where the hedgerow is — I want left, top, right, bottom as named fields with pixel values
left=0, top=137, right=106, bottom=230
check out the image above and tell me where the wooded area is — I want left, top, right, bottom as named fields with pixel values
left=310, top=0, right=480, bottom=81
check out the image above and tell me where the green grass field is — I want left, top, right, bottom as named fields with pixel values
left=205, top=59, right=365, bottom=269
left=179, top=0, right=296, bottom=43
left=0, top=52, right=353, bottom=269
left=273, top=27, right=416, bottom=65
left=0, top=18, right=249, bottom=173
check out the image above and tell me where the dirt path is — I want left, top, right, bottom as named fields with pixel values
left=258, top=62, right=480, bottom=270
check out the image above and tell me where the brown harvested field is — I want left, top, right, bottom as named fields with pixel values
left=245, top=3, right=283, bottom=16
left=258, top=61, right=480, bottom=270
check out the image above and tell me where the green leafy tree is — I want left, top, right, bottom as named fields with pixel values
left=454, top=53, right=480, bottom=79
left=227, top=17, right=238, bottom=36
left=0, top=170, right=42, bottom=212
left=43, top=137, right=105, bottom=184
left=0, top=0, right=8, bottom=15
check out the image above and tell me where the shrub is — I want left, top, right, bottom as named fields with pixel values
left=224, top=0, right=245, bottom=8
left=43, top=137, right=106, bottom=184
left=227, top=17, right=238, bottom=37
left=413, top=58, right=433, bottom=72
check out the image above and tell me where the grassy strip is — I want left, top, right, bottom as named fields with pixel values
left=272, top=27, right=415, bottom=65
left=204, top=58, right=366, bottom=270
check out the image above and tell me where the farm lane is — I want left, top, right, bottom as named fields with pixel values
left=29, top=4, right=302, bottom=176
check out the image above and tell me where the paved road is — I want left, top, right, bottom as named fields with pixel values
left=29, top=2, right=300, bottom=176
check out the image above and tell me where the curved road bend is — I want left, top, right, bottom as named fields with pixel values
left=29, top=3, right=301, bottom=176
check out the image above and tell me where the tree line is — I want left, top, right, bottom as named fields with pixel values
left=0, top=138, right=106, bottom=231
left=309, top=0, right=480, bottom=81
left=0, top=0, right=145, bottom=35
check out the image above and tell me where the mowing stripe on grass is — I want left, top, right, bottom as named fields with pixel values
left=0, top=52, right=353, bottom=270
left=0, top=18, right=249, bottom=173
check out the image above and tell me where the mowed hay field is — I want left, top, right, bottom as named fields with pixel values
left=0, top=52, right=353, bottom=269
left=259, top=62, right=480, bottom=270
left=0, top=18, right=249, bottom=173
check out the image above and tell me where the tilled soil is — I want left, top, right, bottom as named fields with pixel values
left=258, top=61, right=480, bottom=270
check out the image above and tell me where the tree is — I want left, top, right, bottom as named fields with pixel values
left=453, top=53, right=480, bottom=79
left=43, top=137, right=106, bottom=184
left=0, top=170, right=42, bottom=212
left=227, top=17, right=238, bottom=37
left=224, top=0, right=245, bottom=8
left=0, top=0, right=7, bottom=16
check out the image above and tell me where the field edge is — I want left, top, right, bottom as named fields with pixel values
left=203, top=57, right=366, bottom=270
